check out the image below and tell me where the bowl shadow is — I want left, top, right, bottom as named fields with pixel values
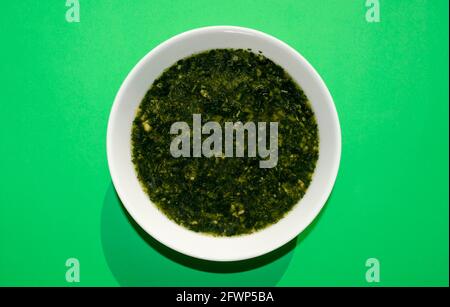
left=108, top=184, right=331, bottom=274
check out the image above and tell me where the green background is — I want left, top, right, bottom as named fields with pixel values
left=0, top=0, right=448, bottom=286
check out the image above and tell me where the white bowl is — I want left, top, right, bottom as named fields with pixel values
left=107, top=26, right=341, bottom=262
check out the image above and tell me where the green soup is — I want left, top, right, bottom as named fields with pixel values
left=131, top=48, right=319, bottom=236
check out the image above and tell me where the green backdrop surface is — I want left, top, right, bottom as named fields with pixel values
left=0, top=0, right=448, bottom=286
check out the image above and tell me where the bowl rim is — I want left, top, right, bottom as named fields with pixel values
left=107, top=25, right=342, bottom=262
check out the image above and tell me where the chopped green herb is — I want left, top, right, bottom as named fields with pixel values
left=132, top=49, right=319, bottom=236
